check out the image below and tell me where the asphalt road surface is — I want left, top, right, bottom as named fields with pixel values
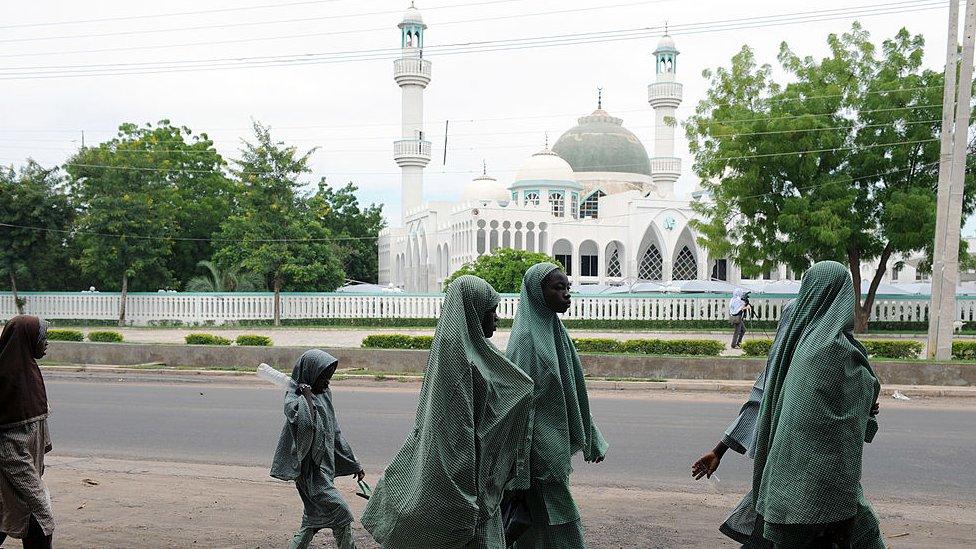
left=44, top=378, right=974, bottom=506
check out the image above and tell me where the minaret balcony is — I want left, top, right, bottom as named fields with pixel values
left=394, top=139, right=432, bottom=167
left=650, top=156, right=681, bottom=178
left=647, top=81, right=683, bottom=108
left=394, top=57, right=432, bottom=86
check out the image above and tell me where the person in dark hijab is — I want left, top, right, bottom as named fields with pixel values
left=0, top=315, right=55, bottom=549
left=271, top=349, right=364, bottom=549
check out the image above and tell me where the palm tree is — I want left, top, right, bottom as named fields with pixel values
left=185, top=260, right=263, bottom=292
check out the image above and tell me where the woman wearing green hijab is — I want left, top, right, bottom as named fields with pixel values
left=361, top=275, right=534, bottom=548
left=750, top=261, right=884, bottom=548
left=505, top=263, right=608, bottom=549
left=271, top=349, right=365, bottom=549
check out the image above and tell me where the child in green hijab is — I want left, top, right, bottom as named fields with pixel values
left=271, top=350, right=365, bottom=549
left=505, top=263, right=608, bottom=549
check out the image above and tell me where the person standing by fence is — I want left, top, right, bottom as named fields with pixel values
left=729, top=289, right=752, bottom=349
left=0, top=315, right=55, bottom=549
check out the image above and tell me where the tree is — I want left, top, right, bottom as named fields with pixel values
left=67, top=122, right=182, bottom=325
left=309, top=180, right=386, bottom=283
left=213, top=123, right=344, bottom=325
left=131, top=121, right=235, bottom=290
left=686, top=23, right=976, bottom=331
left=184, top=260, right=262, bottom=292
left=0, top=161, right=74, bottom=313
left=444, top=248, right=558, bottom=294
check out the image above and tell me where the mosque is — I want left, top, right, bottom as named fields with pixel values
left=376, top=3, right=933, bottom=292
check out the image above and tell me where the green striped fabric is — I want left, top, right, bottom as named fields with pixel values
left=361, top=275, right=533, bottom=548
left=752, top=261, right=884, bottom=546
left=506, top=263, right=608, bottom=548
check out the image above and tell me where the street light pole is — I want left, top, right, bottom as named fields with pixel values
left=929, top=0, right=976, bottom=360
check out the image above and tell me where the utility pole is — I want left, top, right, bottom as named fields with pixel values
left=928, top=0, right=976, bottom=360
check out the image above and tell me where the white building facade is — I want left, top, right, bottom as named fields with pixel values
left=377, top=4, right=931, bottom=292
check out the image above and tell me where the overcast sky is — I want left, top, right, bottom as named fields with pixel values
left=1, top=1, right=966, bottom=231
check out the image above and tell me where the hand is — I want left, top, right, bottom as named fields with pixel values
left=870, top=401, right=880, bottom=417
left=692, top=451, right=721, bottom=480
left=297, top=383, right=312, bottom=395
left=355, top=469, right=366, bottom=482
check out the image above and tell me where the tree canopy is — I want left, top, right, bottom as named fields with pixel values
left=686, top=23, right=976, bottom=330
left=444, top=247, right=557, bottom=294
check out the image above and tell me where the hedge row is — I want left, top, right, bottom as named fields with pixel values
left=185, top=333, right=231, bottom=346
left=87, top=331, right=123, bottom=343
left=740, top=338, right=924, bottom=359
left=952, top=341, right=976, bottom=360
left=185, top=333, right=273, bottom=346
left=362, top=334, right=723, bottom=356
left=362, top=334, right=435, bottom=350
left=47, top=329, right=84, bottom=342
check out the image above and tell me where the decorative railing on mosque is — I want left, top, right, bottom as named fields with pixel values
left=650, top=157, right=681, bottom=175
left=393, top=138, right=432, bottom=160
left=393, top=57, right=432, bottom=80
left=0, top=292, right=960, bottom=326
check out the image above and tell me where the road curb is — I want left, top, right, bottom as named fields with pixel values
left=41, top=365, right=976, bottom=398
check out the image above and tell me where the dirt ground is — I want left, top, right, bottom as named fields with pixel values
left=30, top=455, right=975, bottom=549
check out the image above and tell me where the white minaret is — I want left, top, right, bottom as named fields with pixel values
left=394, top=2, right=431, bottom=223
left=647, top=32, right=682, bottom=197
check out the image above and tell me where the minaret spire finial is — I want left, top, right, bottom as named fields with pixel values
left=664, top=20, right=669, bottom=35
left=597, top=87, right=603, bottom=109
left=544, top=132, right=549, bottom=149
left=482, top=160, right=487, bottom=176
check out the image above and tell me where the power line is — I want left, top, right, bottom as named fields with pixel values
left=0, top=119, right=945, bottom=156
left=0, top=1, right=948, bottom=79
left=0, top=162, right=943, bottom=243
left=0, top=0, right=349, bottom=29
left=0, top=0, right=650, bottom=45
left=0, top=137, right=943, bottom=177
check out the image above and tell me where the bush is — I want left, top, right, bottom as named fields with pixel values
left=362, top=334, right=433, bottom=350
left=951, top=340, right=976, bottom=360
left=620, top=338, right=724, bottom=356
left=185, top=333, right=231, bottom=346
left=236, top=334, right=272, bottom=347
left=572, top=338, right=624, bottom=354
left=741, top=339, right=774, bottom=356
left=861, top=339, right=923, bottom=359
left=46, top=329, right=84, bottom=342
left=88, top=331, right=123, bottom=343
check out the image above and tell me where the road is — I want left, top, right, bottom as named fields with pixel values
left=46, top=378, right=974, bottom=503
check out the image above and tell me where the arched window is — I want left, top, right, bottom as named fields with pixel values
left=548, top=190, right=565, bottom=217
left=553, top=239, right=573, bottom=276
left=606, top=242, right=623, bottom=278
left=524, top=191, right=540, bottom=206
left=673, top=246, right=698, bottom=280
left=580, top=191, right=605, bottom=219
left=580, top=240, right=599, bottom=277
left=639, top=245, right=663, bottom=280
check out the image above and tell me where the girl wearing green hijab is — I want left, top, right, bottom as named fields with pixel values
left=750, top=261, right=884, bottom=548
left=361, top=275, right=534, bottom=548
left=271, top=349, right=365, bottom=549
left=505, top=263, right=608, bottom=549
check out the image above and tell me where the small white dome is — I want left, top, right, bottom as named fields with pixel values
left=513, top=147, right=576, bottom=184
left=401, top=2, right=424, bottom=25
left=462, top=172, right=509, bottom=202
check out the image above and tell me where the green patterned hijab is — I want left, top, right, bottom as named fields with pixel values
left=361, top=275, right=533, bottom=548
left=752, top=261, right=881, bottom=530
left=506, top=263, right=607, bottom=487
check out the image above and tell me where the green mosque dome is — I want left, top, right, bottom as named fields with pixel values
left=551, top=108, right=651, bottom=177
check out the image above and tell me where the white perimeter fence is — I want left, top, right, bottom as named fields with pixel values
left=1, top=291, right=969, bottom=326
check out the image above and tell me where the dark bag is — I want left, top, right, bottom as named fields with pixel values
left=501, top=492, right=532, bottom=547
